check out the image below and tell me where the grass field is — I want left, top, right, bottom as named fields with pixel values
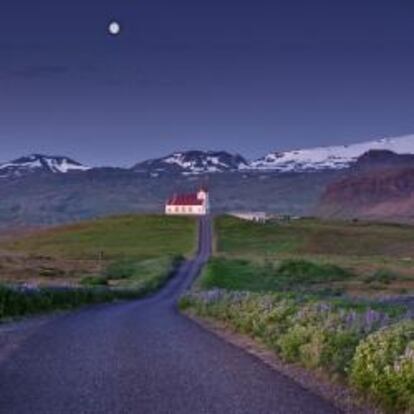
left=198, top=257, right=352, bottom=295
left=216, top=215, right=414, bottom=258
left=5, top=214, right=196, bottom=260
left=214, top=216, right=414, bottom=296
left=0, top=214, right=197, bottom=286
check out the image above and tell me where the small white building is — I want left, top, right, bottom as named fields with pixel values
left=165, top=188, right=210, bottom=216
left=229, top=211, right=269, bottom=223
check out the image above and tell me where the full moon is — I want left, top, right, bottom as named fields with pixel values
left=108, top=21, right=121, bottom=36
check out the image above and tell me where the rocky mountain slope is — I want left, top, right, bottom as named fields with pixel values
left=250, top=135, right=414, bottom=172
left=131, top=134, right=414, bottom=174
left=317, top=150, right=414, bottom=222
left=132, top=151, right=248, bottom=176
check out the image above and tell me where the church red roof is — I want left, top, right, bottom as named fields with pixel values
left=167, top=193, right=204, bottom=206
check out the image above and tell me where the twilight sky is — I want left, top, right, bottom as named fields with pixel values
left=1, top=0, right=414, bottom=167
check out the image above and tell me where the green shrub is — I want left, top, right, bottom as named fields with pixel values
left=374, top=269, right=398, bottom=285
left=351, top=320, right=414, bottom=412
left=277, top=307, right=362, bottom=372
left=261, top=299, right=299, bottom=347
left=105, top=255, right=183, bottom=288
left=278, top=325, right=313, bottom=362
left=198, top=257, right=351, bottom=293
left=276, top=259, right=351, bottom=285
left=38, top=267, right=65, bottom=277
left=80, top=276, right=108, bottom=286
left=178, top=295, right=194, bottom=311
left=0, top=285, right=136, bottom=320
left=105, top=259, right=137, bottom=279
left=364, top=269, right=399, bottom=285
left=298, top=327, right=326, bottom=369
left=198, top=258, right=274, bottom=291
left=321, top=331, right=361, bottom=374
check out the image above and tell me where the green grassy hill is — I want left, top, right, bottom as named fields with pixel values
left=0, top=214, right=197, bottom=286
left=216, top=215, right=414, bottom=258
left=214, top=215, right=414, bottom=296
left=4, top=214, right=196, bottom=259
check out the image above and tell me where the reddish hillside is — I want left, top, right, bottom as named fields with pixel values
left=317, top=151, right=414, bottom=222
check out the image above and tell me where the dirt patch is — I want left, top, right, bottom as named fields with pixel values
left=0, top=251, right=101, bottom=286
left=0, top=227, right=43, bottom=243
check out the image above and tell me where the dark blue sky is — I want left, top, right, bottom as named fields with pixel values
left=1, top=0, right=414, bottom=166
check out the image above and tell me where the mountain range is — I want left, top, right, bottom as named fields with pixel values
left=2, top=134, right=414, bottom=178
left=1, top=134, right=414, bottom=227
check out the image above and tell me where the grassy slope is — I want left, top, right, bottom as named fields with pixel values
left=0, top=214, right=197, bottom=286
left=3, top=215, right=196, bottom=260
left=216, top=215, right=414, bottom=258
left=215, top=216, right=414, bottom=296
left=1, top=215, right=197, bottom=320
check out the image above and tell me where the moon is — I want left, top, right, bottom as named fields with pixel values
left=108, top=21, right=121, bottom=36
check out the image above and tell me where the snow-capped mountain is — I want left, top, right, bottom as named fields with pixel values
left=133, top=135, right=414, bottom=175
left=248, top=135, right=414, bottom=172
left=3, top=134, right=414, bottom=179
left=0, top=154, right=91, bottom=178
left=132, top=150, right=248, bottom=176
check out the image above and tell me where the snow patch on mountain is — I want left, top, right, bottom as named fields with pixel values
left=248, top=135, right=414, bottom=172
left=132, top=151, right=248, bottom=175
left=0, top=154, right=91, bottom=178
left=2, top=134, right=414, bottom=178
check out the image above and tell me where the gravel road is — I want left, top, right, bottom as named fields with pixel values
left=0, top=217, right=339, bottom=414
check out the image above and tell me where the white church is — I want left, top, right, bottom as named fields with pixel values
left=165, top=187, right=210, bottom=216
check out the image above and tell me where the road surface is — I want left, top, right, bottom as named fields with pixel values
left=0, top=216, right=339, bottom=414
